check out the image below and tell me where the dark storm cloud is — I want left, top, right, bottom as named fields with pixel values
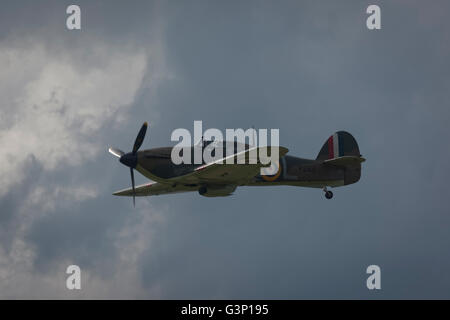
left=1, top=0, right=450, bottom=298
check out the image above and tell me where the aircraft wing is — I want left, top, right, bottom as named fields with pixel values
left=114, top=146, right=289, bottom=196
left=167, top=146, right=289, bottom=185
left=113, top=181, right=197, bottom=197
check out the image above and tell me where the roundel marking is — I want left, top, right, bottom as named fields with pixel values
left=261, top=160, right=282, bottom=182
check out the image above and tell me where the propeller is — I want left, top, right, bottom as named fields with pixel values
left=108, top=147, right=124, bottom=158
left=109, top=122, right=148, bottom=207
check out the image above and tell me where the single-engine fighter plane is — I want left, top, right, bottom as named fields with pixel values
left=109, top=122, right=365, bottom=204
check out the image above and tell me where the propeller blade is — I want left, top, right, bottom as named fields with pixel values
left=108, top=147, right=125, bottom=158
left=132, top=122, right=148, bottom=154
left=130, top=167, right=136, bottom=207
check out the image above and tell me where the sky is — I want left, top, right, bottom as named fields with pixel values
left=1, top=0, right=450, bottom=299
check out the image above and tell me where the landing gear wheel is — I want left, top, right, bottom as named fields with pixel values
left=325, top=191, right=333, bottom=199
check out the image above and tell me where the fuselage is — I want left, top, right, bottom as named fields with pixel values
left=133, top=143, right=361, bottom=189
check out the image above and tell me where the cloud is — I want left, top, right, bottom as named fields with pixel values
left=0, top=41, right=147, bottom=197
left=0, top=33, right=168, bottom=297
left=0, top=199, right=166, bottom=299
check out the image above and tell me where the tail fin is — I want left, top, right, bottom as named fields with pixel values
left=316, top=131, right=361, bottom=161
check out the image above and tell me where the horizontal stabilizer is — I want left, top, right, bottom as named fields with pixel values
left=323, top=156, right=366, bottom=166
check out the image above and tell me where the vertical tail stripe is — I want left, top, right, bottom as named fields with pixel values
left=328, top=136, right=334, bottom=159
left=338, top=132, right=344, bottom=157
left=333, top=133, right=339, bottom=159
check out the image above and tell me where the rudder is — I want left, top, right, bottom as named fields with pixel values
left=316, top=131, right=361, bottom=161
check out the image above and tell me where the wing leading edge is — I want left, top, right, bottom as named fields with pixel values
left=113, top=181, right=197, bottom=197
